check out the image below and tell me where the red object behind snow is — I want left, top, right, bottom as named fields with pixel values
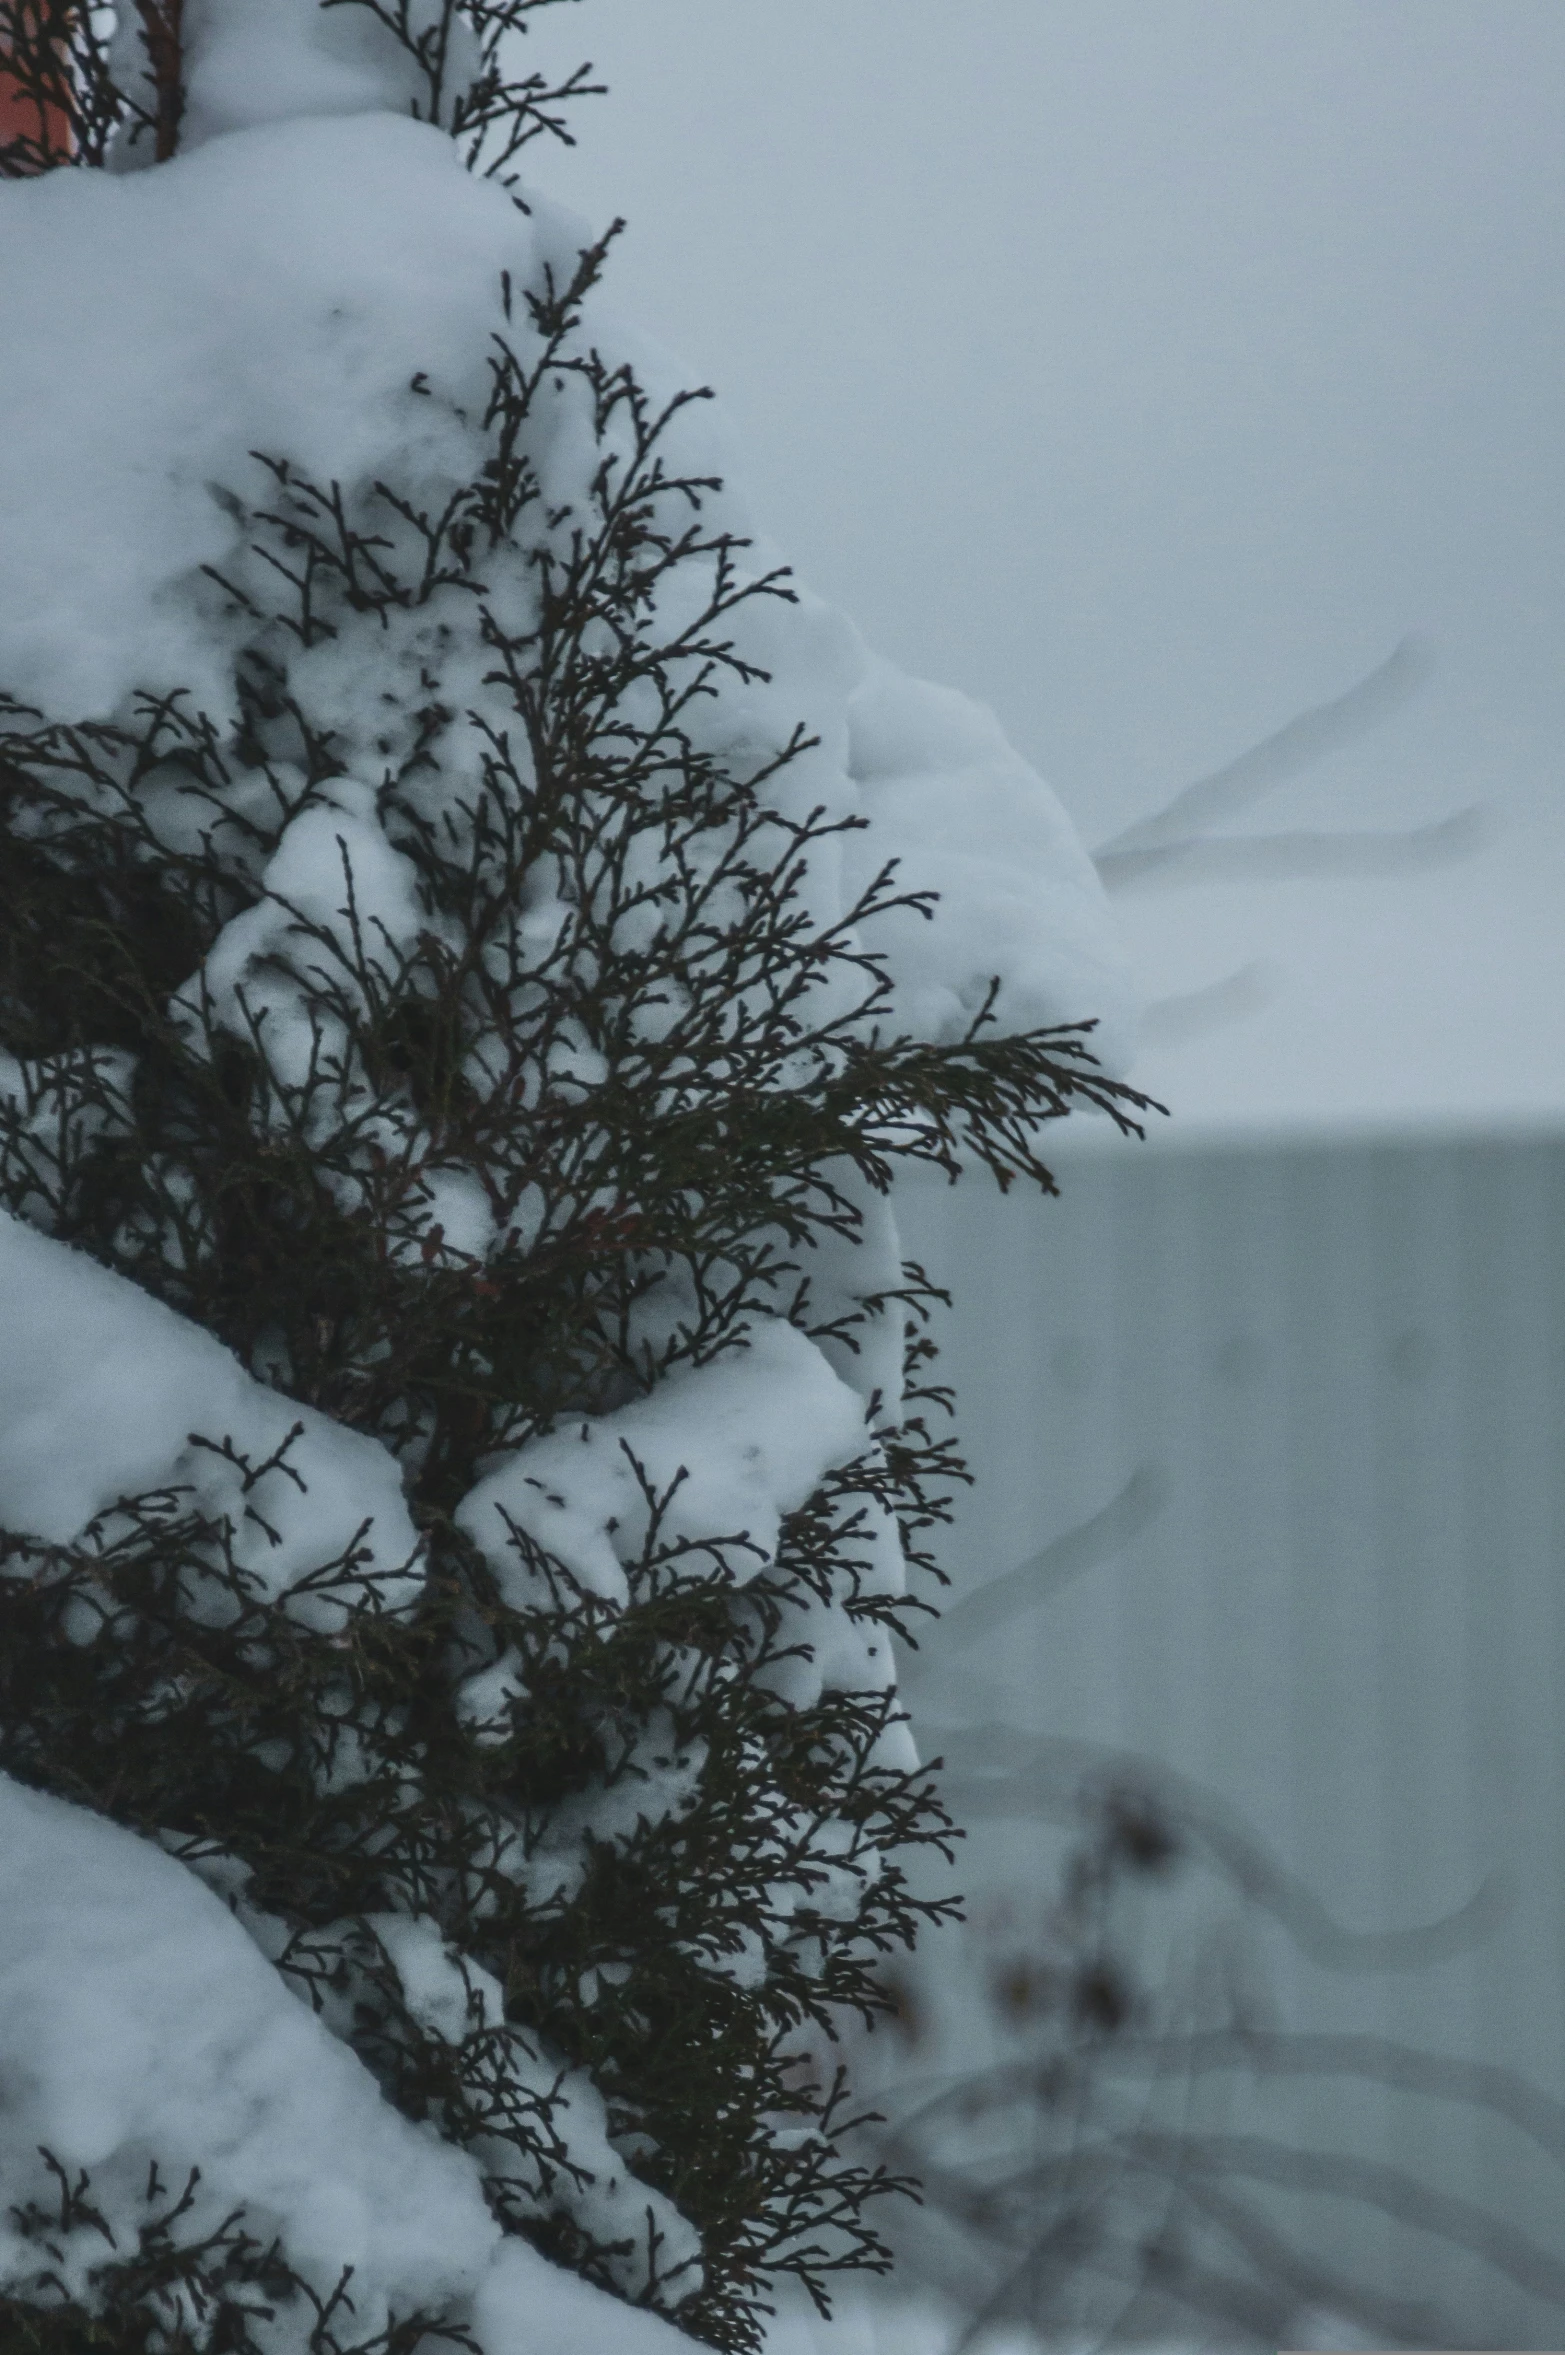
left=0, top=16, right=76, bottom=167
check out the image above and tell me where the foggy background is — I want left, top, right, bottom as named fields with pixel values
left=522, top=0, right=1565, bottom=1139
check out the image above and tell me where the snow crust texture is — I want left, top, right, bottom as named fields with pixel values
left=457, top=1319, right=869, bottom=1609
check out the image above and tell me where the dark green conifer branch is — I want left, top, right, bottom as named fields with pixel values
left=0, top=7, right=1152, bottom=2351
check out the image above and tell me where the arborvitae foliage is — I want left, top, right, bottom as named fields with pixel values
left=0, top=0, right=601, bottom=174
left=0, top=6, right=1149, bottom=2350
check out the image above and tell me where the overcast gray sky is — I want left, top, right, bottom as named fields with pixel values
left=522, top=2, right=1565, bottom=1135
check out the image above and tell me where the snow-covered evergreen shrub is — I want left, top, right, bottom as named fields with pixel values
left=0, top=5, right=1144, bottom=2351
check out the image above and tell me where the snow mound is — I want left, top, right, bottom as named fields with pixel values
left=0, top=114, right=519, bottom=723
left=0, top=1770, right=694, bottom=2351
left=457, top=1318, right=918, bottom=1776
left=457, top=1318, right=868, bottom=1607
left=0, top=108, right=1131, bottom=1062
left=846, top=657, right=1136, bottom=1068
left=0, top=1210, right=418, bottom=1626
left=131, top=0, right=461, bottom=154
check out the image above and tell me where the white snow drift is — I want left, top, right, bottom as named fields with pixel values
left=0, top=1771, right=694, bottom=2355
left=0, top=1209, right=418, bottom=1625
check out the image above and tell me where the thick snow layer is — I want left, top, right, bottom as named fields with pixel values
left=121, top=0, right=457, bottom=155
left=457, top=1318, right=919, bottom=1777
left=199, top=774, right=443, bottom=1025
left=0, top=114, right=518, bottom=723
left=845, top=658, right=1133, bottom=1062
left=0, top=1772, right=494, bottom=2318
left=0, top=109, right=1131, bottom=1062
left=229, top=1891, right=704, bottom=2298
left=0, top=1771, right=695, bottom=2351
left=457, top=1318, right=870, bottom=1607
left=0, top=1210, right=417, bottom=1623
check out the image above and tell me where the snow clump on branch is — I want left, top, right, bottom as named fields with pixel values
left=0, top=4, right=1139, bottom=2349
